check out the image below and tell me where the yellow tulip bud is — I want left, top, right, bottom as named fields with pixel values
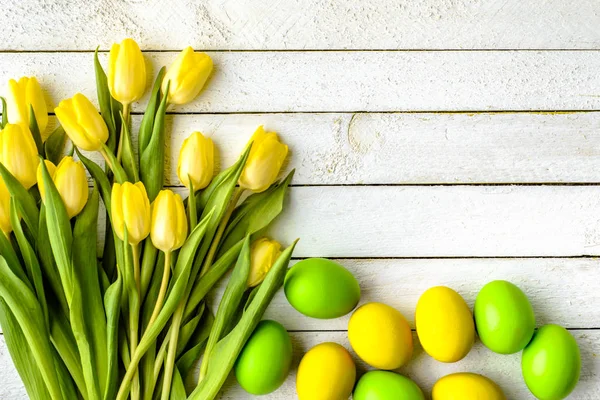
left=177, top=131, right=214, bottom=190
left=0, top=178, right=13, bottom=235
left=239, top=126, right=289, bottom=193
left=38, top=157, right=88, bottom=219
left=150, top=190, right=187, bottom=253
left=247, top=237, right=282, bottom=287
left=111, top=182, right=151, bottom=245
left=0, top=124, right=40, bottom=189
left=6, top=76, right=48, bottom=135
left=55, top=93, right=109, bottom=152
left=108, top=38, right=147, bottom=105
left=161, top=47, right=213, bottom=105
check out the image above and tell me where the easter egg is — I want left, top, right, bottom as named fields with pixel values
left=474, top=280, right=535, bottom=354
left=432, top=373, right=506, bottom=400
left=348, top=302, right=413, bottom=369
left=354, top=371, right=425, bottom=400
left=522, top=324, right=581, bottom=400
left=296, top=342, right=356, bottom=400
left=415, top=286, right=474, bottom=362
left=235, top=320, right=292, bottom=395
left=284, top=258, right=360, bottom=319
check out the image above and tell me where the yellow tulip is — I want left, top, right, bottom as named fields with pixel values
left=0, top=178, right=13, bottom=235
left=247, top=237, right=282, bottom=287
left=6, top=76, right=48, bottom=135
left=161, top=47, right=213, bottom=105
left=0, top=124, right=39, bottom=189
left=108, top=38, right=147, bottom=105
left=239, top=126, right=288, bottom=193
left=111, top=182, right=151, bottom=245
left=38, top=157, right=88, bottom=219
left=177, top=131, right=214, bottom=190
left=55, top=93, right=109, bottom=152
left=150, top=190, right=187, bottom=252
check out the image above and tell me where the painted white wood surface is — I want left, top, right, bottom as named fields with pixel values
left=63, top=111, right=600, bottom=185
left=2, top=51, right=600, bottom=112
left=148, top=112, right=600, bottom=185
left=2, top=0, right=600, bottom=50
left=90, top=185, right=600, bottom=258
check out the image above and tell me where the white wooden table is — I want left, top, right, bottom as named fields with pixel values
left=1, top=1, right=600, bottom=398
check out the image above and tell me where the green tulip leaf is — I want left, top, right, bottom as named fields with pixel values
left=177, top=309, right=214, bottom=380
left=0, top=162, right=39, bottom=238
left=189, top=239, right=298, bottom=400
left=219, top=169, right=294, bottom=256
left=140, top=80, right=169, bottom=201
left=119, top=111, right=139, bottom=182
left=103, top=274, right=122, bottom=400
left=138, top=67, right=165, bottom=155
left=72, top=187, right=107, bottom=400
left=10, top=199, right=48, bottom=327
left=39, top=156, right=74, bottom=305
left=199, top=236, right=251, bottom=380
left=0, top=96, right=7, bottom=128
left=44, top=125, right=67, bottom=165
left=0, top=256, right=64, bottom=400
left=29, top=104, right=44, bottom=155
left=94, top=48, right=117, bottom=150
left=0, top=299, right=53, bottom=400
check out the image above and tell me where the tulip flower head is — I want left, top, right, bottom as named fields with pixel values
left=239, top=126, right=288, bottom=193
left=108, top=38, right=147, bottom=105
left=177, top=131, right=214, bottom=191
left=55, top=93, right=109, bottom=152
left=0, top=178, right=13, bottom=236
left=161, top=47, right=213, bottom=105
left=111, top=182, right=151, bottom=245
left=0, top=123, right=40, bottom=189
left=150, top=189, right=187, bottom=253
left=38, top=157, right=89, bottom=219
left=6, top=76, right=48, bottom=135
left=247, top=237, right=282, bottom=287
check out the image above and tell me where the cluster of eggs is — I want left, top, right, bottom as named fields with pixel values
left=234, top=259, right=582, bottom=399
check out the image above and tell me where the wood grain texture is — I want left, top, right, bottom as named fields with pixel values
left=207, top=258, right=600, bottom=330
left=265, top=186, right=600, bottom=257
left=2, top=0, right=600, bottom=50
left=119, top=112, right=600, bottom=185
left=2, top=51, right=600, bottom=113
left=89, top=185, right=600, bottom=258
left=1, top=330, right=598, bottom=399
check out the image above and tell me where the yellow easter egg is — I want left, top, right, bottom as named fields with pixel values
left=348, top=302, right=413, bottom=369
left=432, top=373, right=506, bottom=400
left=415, top=286, right=475, bottom=363
left=296, top=342, right=356, bottom=400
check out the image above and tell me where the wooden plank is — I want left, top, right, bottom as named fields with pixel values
left=2, top=0, right=600, bottom=50
left=265, top=186, right=600, bottom=258
left=2, top=51, right=600, bottom=113
left=132, top=112, right=600, bottom=185
left=207, top=258, right=600, bottom=330
left=91, top=186, right=600, bottom=258
left=1, top=330, right=598, bottom=399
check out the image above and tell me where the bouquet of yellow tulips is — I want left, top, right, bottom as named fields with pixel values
left=0, top=38, right=297, bottom=400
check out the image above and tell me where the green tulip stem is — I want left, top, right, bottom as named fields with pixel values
left=199, top=187, right=244, bottom=278
left=161, top=304, right=184, bottom=400
left=116, top=102, right=130, bottom=163
left=130, top=242, right=142, bottom=400
left=188, top=179, right=197, bottom=228
left=146, top=251, right=171, bottom=329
